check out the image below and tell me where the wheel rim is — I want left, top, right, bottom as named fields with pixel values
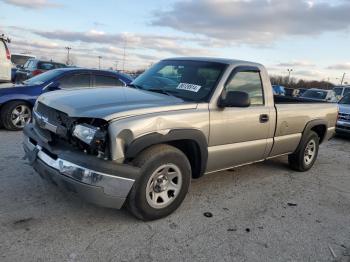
left=146, top=163, right=183, bottom=209
left=11, top=105, right=31, bottom=128
left=304, top=139, right=316, bottom=165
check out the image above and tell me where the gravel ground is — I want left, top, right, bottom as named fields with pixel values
left=0, top=130, right=349, bottom=262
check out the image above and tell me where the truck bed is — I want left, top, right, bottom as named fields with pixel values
left=268, top=100, right=338, bottom=157
left=274, top=95, right=330, bottom=104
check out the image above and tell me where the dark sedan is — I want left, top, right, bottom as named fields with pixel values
left=0, top=68, right=133, bottom=130
left=14, top=59, right=67, bottom=83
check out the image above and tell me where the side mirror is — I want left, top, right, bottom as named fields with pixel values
left=43, top=82, right=60, bottom=92
left=218, top=91, right=251, bottom=108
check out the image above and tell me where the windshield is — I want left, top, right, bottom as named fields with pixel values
left=344, top=88, right=350, bottom=96
left=23, top=69, right=62, bottom=85
left=11, top=55, right=34, bottom=66
left=339, top=95, right=350, bottom=104
left=132, top=60, right=227, bottom=102
left=333, top=87, right=343, bottom=96
left=301, top=90, right=327, bottom=100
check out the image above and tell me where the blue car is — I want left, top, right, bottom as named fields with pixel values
left=0, top=68, right=133, bottom=130
left=272, top=85, right=286, bottom=96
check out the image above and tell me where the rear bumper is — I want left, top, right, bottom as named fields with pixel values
left=23, top=124, right=139, bottom=209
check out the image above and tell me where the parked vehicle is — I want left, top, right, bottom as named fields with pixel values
left=297, top=88, right=308, bottom=97
left=11, top=53, right=36, bottom=82
left=15, top=59, right=67, bottom=83
left=0, top=34, right=11, bottom=83
left=284, top=88, right=299, bottom=97
left=272, top=85, right=285, bottom=96
left=300, top=88, right=337, bottom=102
left=333, top=86, right=350, bottom=101
left=23, top=57, right=337, bottom=220
left=0, top=68, right=132, bottom=130
left=336, top=94, right=350, bottom=135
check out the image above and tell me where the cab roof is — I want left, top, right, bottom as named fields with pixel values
left=163, top=57, right=263, bottom=67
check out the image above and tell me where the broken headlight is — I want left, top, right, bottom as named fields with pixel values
left=73, top=123, right=106, bottom=146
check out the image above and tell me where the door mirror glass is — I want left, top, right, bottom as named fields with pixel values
left=218, top=91, right=251, bottom=107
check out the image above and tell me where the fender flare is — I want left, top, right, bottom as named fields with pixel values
left=295, top=119, right=328, bottom=152
left=125, top=129, right=208, bottom=176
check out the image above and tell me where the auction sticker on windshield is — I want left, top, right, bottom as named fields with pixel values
left=176, top=83, right=201, bottom=92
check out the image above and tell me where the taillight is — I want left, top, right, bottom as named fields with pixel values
left=5, top=45, right=10, bottom=60
left=32, top=69, right=43, bottom=76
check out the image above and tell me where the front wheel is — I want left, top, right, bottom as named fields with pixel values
left=0, top=101, right=32, bottom=131
left=127, top=144, right=191, bottom=221
left=288, top=131, right=319, bottom=172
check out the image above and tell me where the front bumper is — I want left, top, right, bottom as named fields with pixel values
left=336, top=120, right=350, bottom=135
left=23, top=124, right=139, bottom=209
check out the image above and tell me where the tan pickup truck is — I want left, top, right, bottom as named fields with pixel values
left=23, top=57, right=338, bottom=220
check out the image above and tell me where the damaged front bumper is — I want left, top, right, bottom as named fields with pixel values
left=23, top=124, right=139, bottom=209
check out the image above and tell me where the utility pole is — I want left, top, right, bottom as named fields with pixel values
left=340, top=73, right=346, bottom=86
left=65, top=46, right=72, bottom=65
left=287, top=69, right=293, bottom=85
left=122, top=37, right=127, bottom=72
left=326, top=77, right=330, bottom=89
left=98, top=56, right=102, bottom=70
left=114, top=61, right=118, bottom=71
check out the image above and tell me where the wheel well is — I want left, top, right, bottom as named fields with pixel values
left=310, top=124, right=327, bottom=143
left=1, top=100, right=33, bottom=110
left=167, top=140, right=203, bottom=179
left=0, top=100, right=32, bottom=117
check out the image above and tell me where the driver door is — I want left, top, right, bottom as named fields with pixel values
left=207, top=67, right=272, bottom=172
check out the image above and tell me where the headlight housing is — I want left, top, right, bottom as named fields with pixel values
left=73, top=123, right=104, bottom=146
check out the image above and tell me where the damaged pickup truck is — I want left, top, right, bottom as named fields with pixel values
left=23, top=57, right=338, bottom=220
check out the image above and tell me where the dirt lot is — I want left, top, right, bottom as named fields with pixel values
left=0, top=130, right=349, bottom=262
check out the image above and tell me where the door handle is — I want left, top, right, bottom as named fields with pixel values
left=259, top=114, right=269, bottom=123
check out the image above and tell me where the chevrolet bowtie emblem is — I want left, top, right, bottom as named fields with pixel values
left=34, top=111, right=58, bottom=133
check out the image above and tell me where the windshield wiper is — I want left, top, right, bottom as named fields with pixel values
left=128, top=84, right=185, bottom=100
left=146, top=88, right=179, bottom=97
left=127, top=83, right=143, bottom=89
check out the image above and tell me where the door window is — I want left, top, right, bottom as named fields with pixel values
left=225, top=71, right=264, bottom=105
left=58, top=74, right=91, bottom=89
left=94, top=75, right=124, bottom=87
left=38, top=62, right=55, bottom=70
left=343, top=88, right=350, bottom=96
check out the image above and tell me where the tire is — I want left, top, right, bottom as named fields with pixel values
left=127, top=144, right=191, bottom=221
left=288, top=131, right=319, bottom=172
left=0, top=101, right=32, bottom=131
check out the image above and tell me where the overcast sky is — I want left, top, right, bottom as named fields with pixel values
left=1, top=0, right=349, bottom=83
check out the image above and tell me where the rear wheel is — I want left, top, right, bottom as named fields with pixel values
left=127, top=144, right=191, bottom=221
left=288, top=131, right=319, bottom=172
left=0, top=101, right=32, bottom=131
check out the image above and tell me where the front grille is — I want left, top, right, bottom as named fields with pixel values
left=338, top=112, right=350, bottom=122
left=36, top=102, right=71, bottom=128
left=34, top=102, right=76, bottom=140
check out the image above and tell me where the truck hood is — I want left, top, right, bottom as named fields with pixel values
left=38, top=87, right=197, bottom=121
